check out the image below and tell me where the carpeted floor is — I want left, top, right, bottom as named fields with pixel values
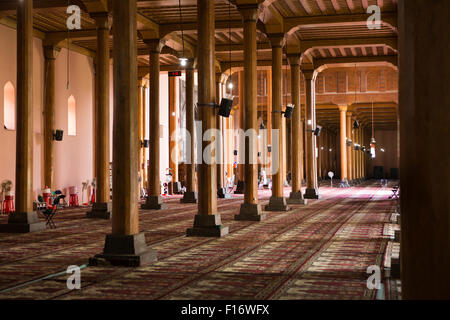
left=0, top=180, right=399, bottom=300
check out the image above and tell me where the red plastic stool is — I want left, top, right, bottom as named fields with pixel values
left=69, top=194, right=79, bottom=207
left=2, top=194, right=14, bottom=215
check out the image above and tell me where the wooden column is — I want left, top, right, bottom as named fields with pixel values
left=339, top=106, right=348, bottom=185
left=216, top=75, right=227, bottom=198
left=265, top=35, right=290, bottom=211
left=187, top=0, right=228, bottom=237
left=90, top=0, right=156, bottom=266
left=181, top=63, right=198, bottom=203
left=346, top=111, right=353, bottom=184
left=356, top=126, right=361, bottom=181
left=43, top=45, right=60, bottom=190
left=399, top=0, right=450, bottom=298
left=142, top=82, right=148, bottom=186
left=142, top=39, right=166, bottom=210
left=351, top=117, right=357, bottom=182
left=235, top=70, right=245, bottom=193
left=287, top=56, right=306, bottom=204
left=138, top=80, right=145, bottom=190
left=303, top=70, right=320, bottom=199
left=87, top=13, right=112, bottom=219
left=323, top=130, right=328, bottom=177
left=235, top=5, right=265, bottom=220
left=0, top=0, right=46, bottom=233
left=168, top=75, right=179, bottom=184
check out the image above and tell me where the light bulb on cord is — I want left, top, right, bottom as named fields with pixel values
left=179, top=57, right=188, bottom=67
left=228, top=82, right=234, bottom=90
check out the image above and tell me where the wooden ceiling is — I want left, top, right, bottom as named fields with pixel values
left=0, top=0, right=399, bottom=129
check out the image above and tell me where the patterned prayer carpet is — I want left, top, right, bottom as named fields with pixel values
left=0, top=181, right=399, bottom=300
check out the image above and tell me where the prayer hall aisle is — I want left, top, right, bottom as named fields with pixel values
left=0, top=181, right=398, bottom=300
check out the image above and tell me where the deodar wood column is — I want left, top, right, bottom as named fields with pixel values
left=216, top=75, right=227, bottom=198
left=399, top=0, right=450, bottom=299
left=43, top=45, right=60, bottom=191
left=142, top=39, right=166, bottom=210
left=187, top=0, right=228, bottom=237
left=87, top=13, right=112, bottom=219
left=235, top=5, right=265, bottom=221
left=90, top=0, right=156, bottom=267
left=0, top=0, right=45, bottom=233
left=346, top=111, right=353, bottom=184
left=138, top=80, right=144, bottom=191
left=287, top=56, right=306, bottom=204
left=181, top=63, right=198, bottom=203
left=265, top=35, right=290, bottom=211
left=339, top=105, right=348, bottom=185
left=303, top=70, right=320, bottom=199
left=168, top=76, right=178, bottom=185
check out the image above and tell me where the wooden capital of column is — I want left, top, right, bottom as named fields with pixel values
left=287, top=54, right=301, bottom=66
left=43, top=45, right=61, bottom=60
left=237, top=4, right=259, bottom=21
left=90, top=12, right=111, bottom=30
left=144, top=39, right=165, bottom=53
left=268, top=34, right=284, bottom=48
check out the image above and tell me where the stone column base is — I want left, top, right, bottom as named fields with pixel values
left=0, top=212, right=46, bottom=233
left=265, top=196, right=291, bottom=212
left=186, top=214, right=229, bottom=237
left=234, top=181, right=244, bottom=194
left=180, top=191, right=198, bottom=203
left=141, top=195, right=167, bottom=210
left=235, top=203, right=266, bottom=221
left=217, top=188, right=231, bottom=199
left=304, top=188, right=321, bottom=199
left=89, top=233, right=157, bottom=267
left=287, top=192, right=308, bottom=205
left=87, top=202, right=112, bottom=219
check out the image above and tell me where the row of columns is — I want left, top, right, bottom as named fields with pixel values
left=338, top=105, right=368, bottom=186
left=4, top=0, right=449, bottom=301
left=0, top=0, right=319, bottom=236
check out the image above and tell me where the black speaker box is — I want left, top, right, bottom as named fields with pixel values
left=53, top=130, right=64, bottom=141
left=218, top=98, right=233, bottom=117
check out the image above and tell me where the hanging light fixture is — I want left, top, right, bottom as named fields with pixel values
left=371, top=98, right=376, bottom=144
left=178, top=0, right=187, bottom=67
left=226, top=0, right=233, bottom=92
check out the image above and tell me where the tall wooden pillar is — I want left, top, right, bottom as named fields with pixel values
left=303, top=70, right=320, bottom=199
left=216, top=75, right=228, bottom=198
left=323, top=130, right=328, bottom=177
left=265, top=35, right=290, bottom=211
left=339, top=105, right=348, bottom=185
left=187, top=0, right=228, bottom=237
left=0, top=0, right=46, bottom=233
left=235, top=5, right=265, bottom=220
left=181, top=62, right=198, bottom=203
left=355, top=127, right=361, bottom=180
left=138, top=80, right=145, bottom=190
left=90, top=0, right=156, bottom=266
left=287, top=56, right=306, bottom=204
left=351, top=116, right=357, bottom=182
left=399, top=0, right=450, bottom=299
left=235, top=70, right=245, bottom=193
left=43, top=45, right=60, bottom=190
left=87, top=13, right=112, bottom=219
left=142, top=82, right=148, bottom=186
left=142, top=39, right=167, bottom=210
left=346, top=111, right=353, bottom=184
left=168, top=76, right=179, bottom=184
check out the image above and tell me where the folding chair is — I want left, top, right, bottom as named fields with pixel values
left=40, top=195, right=65, bottom=229
left=389, top=186, right=399, bottom=199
